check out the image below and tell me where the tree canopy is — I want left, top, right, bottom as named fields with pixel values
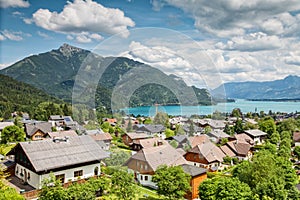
left=199, top=176, right=253, bottom=200
left=152, top=165, right=191, bottom=200
left=1, top=125, right=25, bottom=144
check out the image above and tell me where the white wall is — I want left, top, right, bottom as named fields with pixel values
left=15, top=163, right=101, bottom=189
left=137, top=174, right=157, bottom=189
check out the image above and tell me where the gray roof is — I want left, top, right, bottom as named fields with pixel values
left=207, top=130, right=230, bottom=139
left=140, top=124, right=166, bottom=133
left=46, top=130, right=78, bottom=138
left=18, top=135, right=109, bottom=172
left=244, top=129, right=267, bottom=137
left=129, top=144, right=187, bottom=171
left=25, top=122, right=52, bottom=136
left=181, top=164, right=207, bottom=177
left=0, top=122, right=14, bottom=130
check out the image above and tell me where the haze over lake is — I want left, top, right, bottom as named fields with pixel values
left=123, top=99, right=300, bottom=117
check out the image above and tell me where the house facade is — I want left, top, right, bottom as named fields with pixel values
left=8, top=135, right=109, bottom=189
left=125, top=144, right=187, bottom=188
left=122, top=132, right=150, bottom=146
left=184, top=141, right=225, bottom=170
left=243, top=129, right=267, bottom=144
left=25, top=122, right=52, bottom=141
left=181, top=164, right=207, bottom=200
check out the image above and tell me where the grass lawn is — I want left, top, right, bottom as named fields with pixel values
left=97, top=185, right=165, bottom=200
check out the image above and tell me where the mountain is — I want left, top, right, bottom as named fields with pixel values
left=0, top=44, right=213, bottom=113
left=212, top=75, right=300, bottom=99
left=0, top=74, right=62, bottom=118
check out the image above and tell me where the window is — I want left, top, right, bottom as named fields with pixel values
left=27, top=172, right=30, bottom=180
left=55, top=174, right=65, bottom=183
left=94, top=167, right=99, bottom=176
left=144, top=164, right=148, bottom=170
left=74, top=170, right=83, bottom=178
left=145, top=175, right=148, bottom=181
left=16, top=166, right=19, bottom=174
left=140, top=175, right=143, bottom=181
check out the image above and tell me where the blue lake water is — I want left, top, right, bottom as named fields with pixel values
left=122, top=99, right=300, bottom=117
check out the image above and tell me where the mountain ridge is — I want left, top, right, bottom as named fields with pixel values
left=0, top=44, right=214, bottom=114
left=212, top=75, right=300, bottom=99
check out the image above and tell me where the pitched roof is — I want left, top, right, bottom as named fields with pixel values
left=226, top=141, right=251, bottom=156
left=142, top=124, right=166, bottom=133
left=16, top=135, right=109, bottom=172
left=134, top=137, right=165, bottom=149
left=244, top=129, right=267, bottom=137
left=25, top=122, right=52, bottom=136
left=126, top=132, right=151, bottom=140
left=220, top=145, right=236, bottom=157
left=0, top=122, right=14, bottom=130
left=49, top=115, right=64, bottom=120
left=189, top=141, right=225, bottom=163
left=181, top=164, right=207, bottom=177
left=234, top=133, right=254, bottom=145
left=293, top=132, right=300, bottom=142
left=207, top=130, right=230, bottom=139
left=88, top=132, right=112, bottom=141
left=188, top=135, right=210, bottom=148
left=128, top=144, right=187, bottom=171
left=46, top=130, right=78, bottom=138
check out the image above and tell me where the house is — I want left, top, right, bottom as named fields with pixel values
left=122, top=132, right=151, bottom=146
left=234, top=133, right=254, bottom=145
left=124, top=144, right=187, bottom=188
left=182, top=125, right=203, bottom=136
left=134, top=124, right=166, bottom=139
left=24, top=122, right=52, bottom=141
left=130, top=137, right=165, bottom=151
left=166, top=135, right=190, bottom=149
left=46, top=130, right=78, bottom=139
left=293, top=132, right=300, bottom=146
left=188, top=135, right=210, bottom=148
left=48, top=115, right=77, bottom=130
left=243, top=129, right=267, bottom=144
left=86, top=130, right=112, bottom=150
left=184, top=141, right=225, bottom=170
left=193, top=119, right=226, bottom=130
left=103, top=118, right=117, bottom=126
left=7, top=135, right=109, bottom=189
left=207, top=130, right=231, bottom=144
left=220, top=140, right=252, bottom=161
left=181, top=164, right=207, bottom=200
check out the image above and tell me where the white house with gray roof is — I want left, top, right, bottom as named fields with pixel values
left=243, top=129, right=267, bottom=144
left=7, top=135, right=109, bottom=189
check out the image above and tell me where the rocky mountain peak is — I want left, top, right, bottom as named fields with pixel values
left=58, top=43, right=85, bottom=57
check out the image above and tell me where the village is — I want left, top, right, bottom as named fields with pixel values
left=0, top=109, right=300, bottom=200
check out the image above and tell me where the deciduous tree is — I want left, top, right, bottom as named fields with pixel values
left=111, top=169, right=136, bottom=200
left=152, top=165, right=191, bottom=199
left=1, top=125, right=25, bottom=144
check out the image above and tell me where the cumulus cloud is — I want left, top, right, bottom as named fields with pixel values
left=29, top=0, right=135, bottom=40
left=37, top=31, right=52, bottom=39
left=0, top=0, right=29, bottom=8
left=152, top=0, right=300, bottom=38
left=0, top=30, right=25, bottom=41
left=66, top=32, right=103, bottom=43
left=215, top=32, right=282, bottom=51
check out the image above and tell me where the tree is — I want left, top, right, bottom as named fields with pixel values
left=153, top=112, right=169, bottom=125
left=277, top=118, right=298, bottom=134
left=87, top=176, right=111, bottom=197
left=67, top=182, right=95, bottom=200
left=199, top=177, right=253, bottom=200
left=175, top=124, right=185, bottom=135
left=234, top=118, right=244, bottom=134
left=39, top=173, right=67, bottom=200
left=169, top=140, right=178, bottom=148
left=188, top=123, right=195, bottom=136
left=269, top=132, right=280, bottom=145
left=152, top=165, right=191, bottom=200
left=204, top=126, right=212, bottom=134
left=231, top=108, right=242, bottom=118
left=165, top=128, right=175, bottom=138
left=224, top=124, right=233, bottom=135
left=111, top=169, right=136, bottom=200
left=259, top=118, right=276, bottom=137
left=233, top=150, right=298, bottom=199
left=1, top=125, right=25, bottom=144
left=104, top=149, right=131, bottom=166
left=126, top=119, right=133, bottom=132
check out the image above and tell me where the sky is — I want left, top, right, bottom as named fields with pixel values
left=1, top=0, right=300, bottom=89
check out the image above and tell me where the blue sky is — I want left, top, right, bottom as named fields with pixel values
left=1, top=0, right=300, bottom=88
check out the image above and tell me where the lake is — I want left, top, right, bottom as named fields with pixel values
left=122, top=99, right=300, bottom=117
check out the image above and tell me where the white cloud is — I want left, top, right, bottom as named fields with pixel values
left=0, top=34, right=5, bottom=41
left=30, top=0, right=135, bottom=38
left=0, top=0, right=29, bottom=8
left=153, top=0, right=300, bottom=38
left=215, top=32, right=282, bottom=51
left=37, top=31, right=52, bottom=39
left=1, top=30, right=23, bottom=41
left=65, top=32, right=103, bottom=43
